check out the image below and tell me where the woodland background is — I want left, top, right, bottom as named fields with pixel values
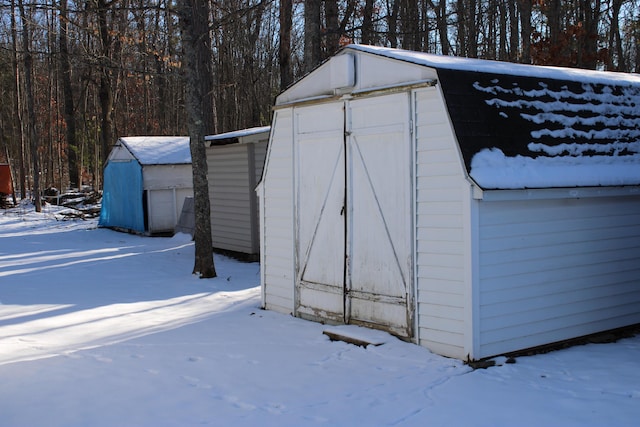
left=1, top=0, right=639, bottom=200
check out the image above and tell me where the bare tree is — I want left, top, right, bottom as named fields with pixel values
left=279, top=0, right=293, bottom=90
left=361, top=0, right=375, bottom=45
left=10, top=0, right=27, bottom=200
left=18, top=0, right=41, bottom=211
left=59, top=0, right=80, bottom=189
left=517, top=0, right=532, bottom=63
left=608, top=0, right=626, bottom=70
left=386, top=0, right=400, bottom=47
left=177, top=0, right=216, bottom=278
left=95, top=0, right=119, bottom=186
left=303, top=0, right=322, bottom=72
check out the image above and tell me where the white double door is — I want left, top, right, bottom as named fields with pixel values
left=294, top=92, right=413, bottom=338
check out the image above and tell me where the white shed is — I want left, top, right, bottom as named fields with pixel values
left=205, top=126, right=270, bottom=260
left=258, top=45, right=640, bottom=361
left=99, top=136, right=192, bottom=235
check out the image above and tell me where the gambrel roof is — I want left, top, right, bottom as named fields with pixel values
left=336, top=45, right=640, bottom=189
left=437, top=68, right=640, bottom=189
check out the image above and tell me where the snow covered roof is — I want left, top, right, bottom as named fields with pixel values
left=205, top=126, right=271, bottom=146
left=118, top=136, right=191, bottom=165
left=348, top=45, right=640, bottom=86
left=347, top=45, right=640, bottom=189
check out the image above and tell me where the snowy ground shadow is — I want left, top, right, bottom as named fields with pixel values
left=0, top=217, right=260, bottom=365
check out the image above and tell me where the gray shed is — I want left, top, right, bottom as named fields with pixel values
left=258, top=45, right=640, bottom=361
left=205, top=126, right=270, bottom=259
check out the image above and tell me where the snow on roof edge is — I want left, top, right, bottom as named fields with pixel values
left=346, top=44, right=640, bottom=86
left=470, top=148, right=640, bottom=189
left=205, top=126, right=271, bottom=142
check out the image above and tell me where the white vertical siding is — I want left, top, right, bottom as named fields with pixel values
left=142, top=164, right=193, bottom=234
left=147, top=189, right=176, bottom=233
left=261, top=109, right=295, bottom=314
left=250, top=141, right=268, bottom=253
left=477, top=194, right=640, bottom=358
left=413, top=86, right=472, bottom=360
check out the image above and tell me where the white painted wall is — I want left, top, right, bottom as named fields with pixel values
left=413, top=86, right=473, bottom=360
left=141, top=164, right=193, bottom=234
left=260, top=109, right=296, bottom=314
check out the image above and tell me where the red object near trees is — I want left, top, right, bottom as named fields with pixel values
left=0, top=164, right=13, bottom=195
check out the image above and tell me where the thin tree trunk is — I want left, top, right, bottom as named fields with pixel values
left=324, top=0, right=340, bottom=55
left=18, top=0, right=41, bottom=212
left=498, top=0, right=508, bottom=60
left=362, top=0, right=375, bottom=45
left=508, top=0, right=519, bottom=62
left=279, top=0, right=293, bottom=90
left=97, top=0, right=115, bottom=188
left=177, top=0, right=216, bottom=279
left=426, top=0, right=450, bottom=55
left=609, top=0, right=625, bottom=70
left=576, top=0, right=600, bottom=69
left=387, top=0, right=400, bottom=48
left=303, top=0, right=322, bottom=73
left=10, top=0, right=26, bottom=200
left=468, top=0, right=477, bottom=57
left=546, top=0, right=562, bottom=59
left=517, top=0, right=532, bottom=63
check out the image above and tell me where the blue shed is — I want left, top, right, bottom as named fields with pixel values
left=99, top=136, right=192, bottom=235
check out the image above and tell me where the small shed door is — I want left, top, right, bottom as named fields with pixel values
left=147, top=189, right=176, bottom=233
left=295, top=102, right=346, bottom=323
left=294, top=93, right=413, bottom=338
left=345, top=93, right=413, bottom=337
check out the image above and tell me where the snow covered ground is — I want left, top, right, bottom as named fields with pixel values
left=1, top=204, right=639, bottom=427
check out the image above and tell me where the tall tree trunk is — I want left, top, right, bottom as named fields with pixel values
left=508, top=0, right=519, bottom=62
left=546, top=0, right=562, bottom=46
left=517, top=0, right=532, bottom=63
left=468, top=0, right=477, bottom=57
left=177, top=0, right=216, bottom=279
left=456, top=0, right=466, bottom=55
left=386, top=0, right=400, bottom=48
left=498, top=0, right=508, bottom=60
left=18, top=0, right=41, bottom=212
left=362, top=0, right=375, bottom=45
left=427, top=0, right=450, bottom=55
left=576, top=0, right=601, bottom=69
left=303, top=0, right=322, bottom=73
left=10, top=0, right=26, bottom=200
left=608, top=0, right=625, bottom=71
left=324, top=0, right=340, bottom=55
left=59, top=0, right=80, bottom=189
left=279, top=0, right=293, bottom=90
left=97, top=0, right=116, bottom=188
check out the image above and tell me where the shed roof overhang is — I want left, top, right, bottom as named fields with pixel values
left=205, top=126, right=271, bottom=147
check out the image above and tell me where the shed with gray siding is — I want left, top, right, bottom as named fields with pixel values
left=258, top=44, right=640, bottom=361
left=205, top=126, right=269, bottom=259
